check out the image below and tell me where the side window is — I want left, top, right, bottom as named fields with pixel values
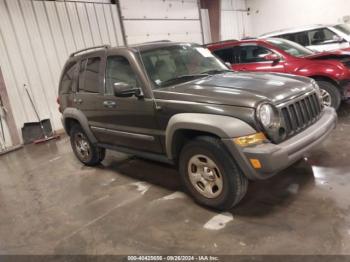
left=308, top=28, right=338, bottom=45
left=279, top=33, right=295, bottom=42
left=78, top=57, right=101, bottom=93
left=213, top=47, right=235, bottom=63
left=279, top=32, right=309, bottom=46
left=105, top=56, right=140, bottom=94
left=238, top=45, right=272, bottom=63
left=59, top=61, right=78, bottom=94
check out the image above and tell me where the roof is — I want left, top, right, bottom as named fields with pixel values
left=205, top=38, right=268, bottom=50
left=68, top=40, right=200, bottom=58
left=129, top=40, right=199, bottom=52
left=260, top=24, right=334, bottom=38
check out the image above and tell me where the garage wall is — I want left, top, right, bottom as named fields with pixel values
left=247, top=0, right=350, bottom=36
left=119, top=0, right=204, bottom=44
left=0, top=0, right=124, bottom=140
left=220, top=0, right=251, bottom=40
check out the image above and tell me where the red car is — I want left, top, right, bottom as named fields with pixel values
left=207, top=38, right=350, bottom=109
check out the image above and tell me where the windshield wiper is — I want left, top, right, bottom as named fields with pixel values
left=200, top=69, right=232, bottom=75
left=159, top=74, right=209, bottom=87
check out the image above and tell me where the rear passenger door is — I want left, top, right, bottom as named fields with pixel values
left=233, top=44, right=286, bottom=73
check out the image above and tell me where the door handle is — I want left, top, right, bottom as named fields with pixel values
left=73, top=98, right=83, bottom=104
left=103, top=100, right=116, bottom=108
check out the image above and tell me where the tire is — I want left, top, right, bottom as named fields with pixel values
left=70, top=124, right=106, bottom=166
left=316, top=80, right=341, bottom=110
left=178, top=136, right=248, bottom=210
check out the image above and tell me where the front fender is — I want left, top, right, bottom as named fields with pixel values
left=165, top=113, right=256, bottom=159
left=294, top=62, right=346, bottom=81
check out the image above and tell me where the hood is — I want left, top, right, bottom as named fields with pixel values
left=304, top=49, right=350, bottom=66
left=153, top=72, right=314, bottom=108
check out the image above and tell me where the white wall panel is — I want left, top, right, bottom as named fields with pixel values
left=76, top=2, right=95, bottom=47
left=120, top=0, right=203, bottom=44
left=201, top=9, right=212, bottom=44
left=220, top=0, right=252, bottom=40
left=0, top=0, right=124, bottom=141
left=65, top=2, right=86, bottom=50
left=247, top=0, right=350, bottom=36
left=124, top=20, right=202, bottom=44
left=120, top=0, right=199, bottom=19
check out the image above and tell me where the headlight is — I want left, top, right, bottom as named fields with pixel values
left=256, top=103, right=277, bottom=129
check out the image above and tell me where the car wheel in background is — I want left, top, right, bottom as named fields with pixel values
left=316, top=80, right=341, bottom=109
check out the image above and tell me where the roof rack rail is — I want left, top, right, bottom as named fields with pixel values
left=203, top=39, right=238, bottom=46
left=70, top=45, right=110, bottom=57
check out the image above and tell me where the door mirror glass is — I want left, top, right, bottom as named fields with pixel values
left=113, top=82, right=142, bottom=97
left=264, top=53, right=280, bottom=62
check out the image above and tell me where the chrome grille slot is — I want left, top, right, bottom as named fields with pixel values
left=278, top=91, right=322, bottom=137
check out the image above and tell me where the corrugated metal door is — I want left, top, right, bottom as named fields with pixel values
left=0, top=0, right=124, bottom=141
left=119, top=0, right=204, bottom=44
left=221, top=0, right=251, bottom=40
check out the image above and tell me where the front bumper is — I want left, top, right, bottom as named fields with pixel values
left=222, top=107, right=337, bottom=180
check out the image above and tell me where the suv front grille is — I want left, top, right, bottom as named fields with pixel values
left=278, top=92, right=322, bottom=137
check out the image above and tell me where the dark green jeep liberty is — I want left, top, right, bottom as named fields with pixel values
left=58, top=41, right=337, bottom=210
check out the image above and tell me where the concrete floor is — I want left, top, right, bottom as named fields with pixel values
left=1, top=104, right=350, bottom=255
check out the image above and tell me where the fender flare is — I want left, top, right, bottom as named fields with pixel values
left=165, top=113, right=256, bottom=159
left=62, top=107, right=97, bottom=144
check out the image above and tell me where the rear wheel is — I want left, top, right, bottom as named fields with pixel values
left=179, top=136, right=248, bottom=210
left=316, top=80, right=341, bottom=110
left=70, top=124, right=105, bottom=166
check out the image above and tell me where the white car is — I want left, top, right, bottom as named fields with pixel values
left=261, top=24, right=350, bottom=52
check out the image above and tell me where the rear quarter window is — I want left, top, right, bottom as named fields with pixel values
left=59, top=61, right=78, bottom=94
left=78, top=57, right=101, bottom=93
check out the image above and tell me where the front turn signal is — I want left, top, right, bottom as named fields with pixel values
left=233, top=132, right=267, bottom=147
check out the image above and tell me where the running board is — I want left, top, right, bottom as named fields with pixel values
left=98, top=143, right=174, bottom=165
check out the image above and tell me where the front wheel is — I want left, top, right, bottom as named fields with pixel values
left=316, top=80, right=341, bottom=110
left=179, top=136, right=248, bottom=210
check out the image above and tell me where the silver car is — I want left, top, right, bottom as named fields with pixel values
left=261, top=24, right=350, bottom=52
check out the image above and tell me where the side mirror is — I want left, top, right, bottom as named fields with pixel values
left=333, top=35, right=345, bottom=43
left=264, top=53, right=281, bottom=62
left=113, top=82, right=142, bottom=98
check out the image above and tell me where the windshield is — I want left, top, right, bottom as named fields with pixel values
left=334, top=24, right=350, bottom=35
left=267, top=38, right=314, bottom=57
left=140, top=44, right=229, bottom=88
